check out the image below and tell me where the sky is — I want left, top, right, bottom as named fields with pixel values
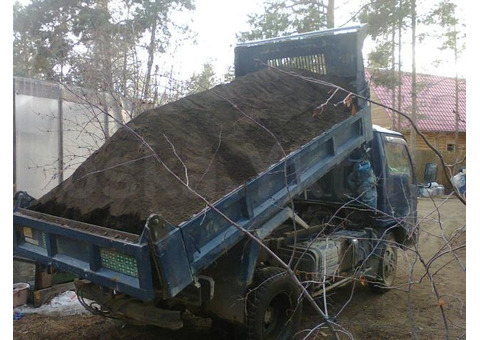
left=166, top=0, right=264, bottom=78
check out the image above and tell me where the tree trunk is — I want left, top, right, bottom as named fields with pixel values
left=410, top=0, right=417, bottom=160
left=153, top=65, right=159, bottom=105
left=144, top=15, right=157, bottom=101
left=327, top=0, right=335, bottom=28
left=391, top=22, right=396, bottom=130
left=95, top=0, right=113, bottom=139
left=397, top=0, right=403, bottom=132
left=454, top=25, right=459, bottom=152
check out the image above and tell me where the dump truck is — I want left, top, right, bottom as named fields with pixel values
left=13, top=25, right=418, bottom=339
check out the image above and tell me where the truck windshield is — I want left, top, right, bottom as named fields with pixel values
left=383, top=135, right=414, bottom=218
left=384, top=136, right=413, bottom=182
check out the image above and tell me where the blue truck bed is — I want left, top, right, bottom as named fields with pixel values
left=13, top=106, right=373, bottom=301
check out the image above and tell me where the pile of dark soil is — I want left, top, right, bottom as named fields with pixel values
left=32, top=68, right=351, bottom=234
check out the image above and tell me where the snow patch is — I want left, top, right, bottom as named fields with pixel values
left=13, top=290, right=91, bottom=316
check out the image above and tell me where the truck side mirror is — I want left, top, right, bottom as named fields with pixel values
left=424, top=163, right=437, bottom=183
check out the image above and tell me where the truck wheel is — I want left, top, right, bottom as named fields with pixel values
left=369, top=232, right=397, bottom=294
left=246, top=267, right=302, bottom=340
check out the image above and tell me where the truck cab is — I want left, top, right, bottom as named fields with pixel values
left=298, top=125, right=418, bottom=245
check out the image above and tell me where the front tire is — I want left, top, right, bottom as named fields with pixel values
left=246, top=267, right=302, bottom=340
left=369, top=232, right=398, bottom=294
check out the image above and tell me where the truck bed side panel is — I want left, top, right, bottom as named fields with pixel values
left=181, top=107, right=372, bottom=275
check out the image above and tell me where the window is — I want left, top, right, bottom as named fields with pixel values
left=447, top=143, right=455, bottom=152
left=267, top=54, right=327, bottom=75
left=384, top=138, right=413, bottom=182
left=383, top=135, right=414, bottom=217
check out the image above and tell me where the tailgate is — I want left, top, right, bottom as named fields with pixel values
left=13, top=208, right=155, bottom=301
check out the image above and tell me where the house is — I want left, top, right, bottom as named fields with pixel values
left=366, top=69, right=466, bottom=189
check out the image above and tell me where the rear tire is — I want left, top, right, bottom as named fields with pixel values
left=246, top=267, right=302, bottom=340
left=369, top=232, right=398, bottom=294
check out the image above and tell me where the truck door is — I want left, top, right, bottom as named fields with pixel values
left=382, top=134, right=418, bottom=233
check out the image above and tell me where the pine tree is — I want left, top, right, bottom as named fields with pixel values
left=186, top=62, right=220, bottom=95
left=13, top=0, right=195, bottom=110
left=237, top=0, right=334, bottom=42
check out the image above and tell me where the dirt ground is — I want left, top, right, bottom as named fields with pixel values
left=13, top=197, right=466, bottom=339
left=300, top=196, right=467, bottom=339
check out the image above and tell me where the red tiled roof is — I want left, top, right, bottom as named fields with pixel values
left=365, top=69, right=466, bottom=133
